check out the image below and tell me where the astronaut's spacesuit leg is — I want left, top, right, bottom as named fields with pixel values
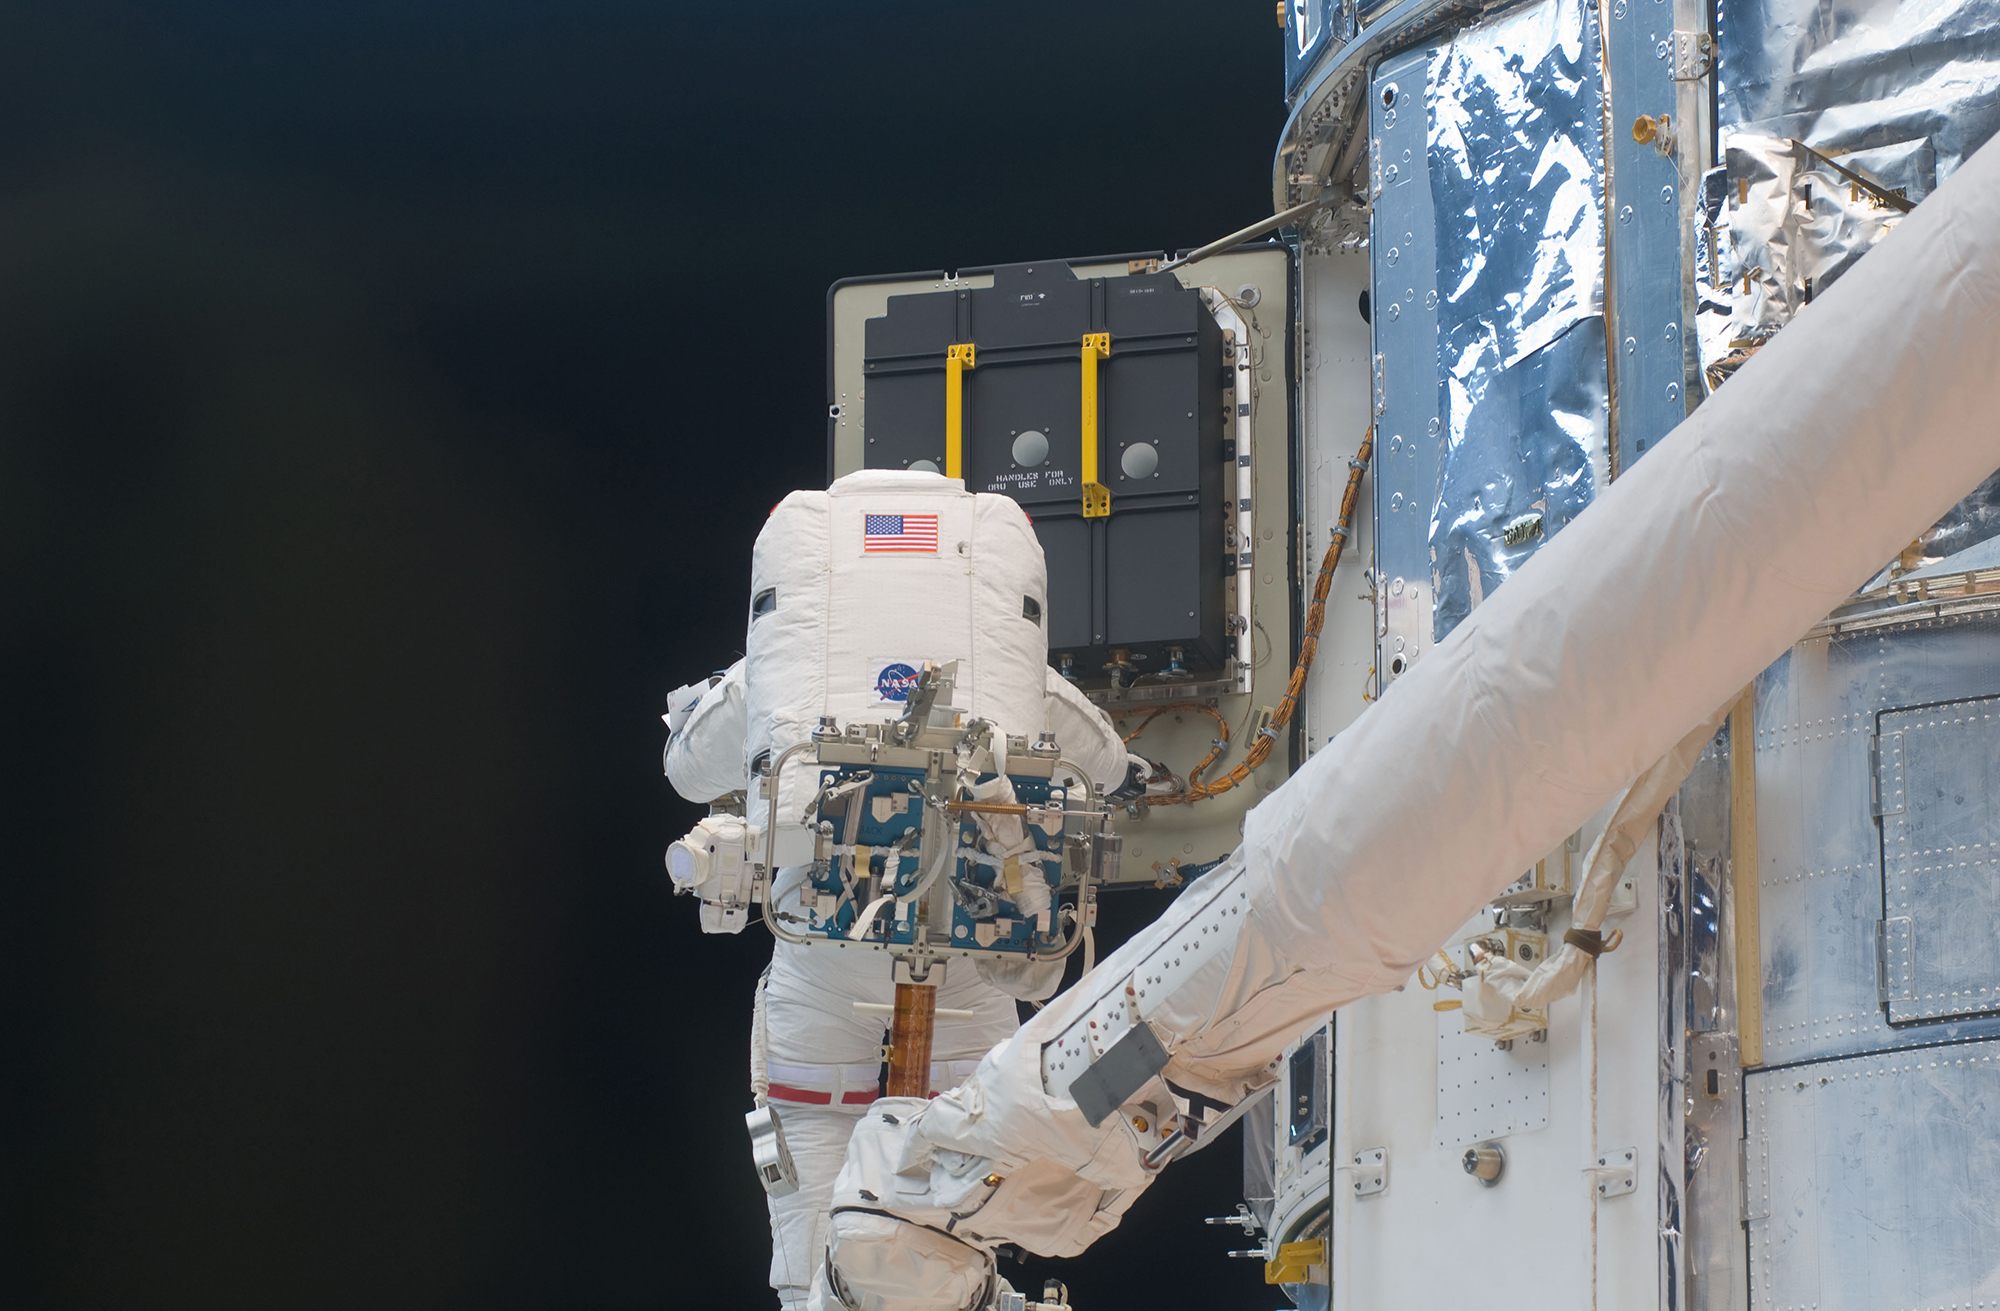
left=757, top=883, right=1023, bottom=1308
left=765, top=1099, right=866, bottom=1310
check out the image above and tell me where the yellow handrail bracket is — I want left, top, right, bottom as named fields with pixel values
left=1079, top=332, right=1111, bottom=518
left=1265, top=1238, right=1327, bottom=1285
left=944, top=342, right=976, bottom=480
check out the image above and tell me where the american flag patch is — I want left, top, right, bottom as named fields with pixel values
left=863, top=513, right=939, bottom=553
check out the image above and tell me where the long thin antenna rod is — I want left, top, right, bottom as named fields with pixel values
left=1159, top=190, right=1339, bottom=272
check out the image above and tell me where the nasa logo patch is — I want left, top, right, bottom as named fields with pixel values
left=875, top=663, right=919, bottom=702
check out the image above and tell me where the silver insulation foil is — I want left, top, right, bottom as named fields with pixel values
left=1718, top=0, right=2000, bottom=180
left=1712, top=0, right=2000, bottom=560
left=1427, top=0, right=1609, bottom=639
left=1718, top=132, right=1927, bottom=343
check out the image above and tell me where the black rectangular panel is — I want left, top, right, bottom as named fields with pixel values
left=866, top=372, right=947, bottom=472
left=866, top=287, right=961, bottom=359
left=856, top=259, right=1225, bottom=685
left=1034, top=517, right=1093, bottom=650
left=1106, top=507, right=1202, bottom=644
left=964, top=360, right=1082, bottom=506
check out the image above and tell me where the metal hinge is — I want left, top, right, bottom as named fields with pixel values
left=1740, top=1134, right=1768, bottom=1222
left=1877, top=916, right=1915, bottom=1004
left=1870, top=730, right=1905, bottom=817
left=1372, top=352, right=1386, bottom=416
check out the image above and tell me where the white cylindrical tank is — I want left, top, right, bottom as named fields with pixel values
left=745, top=469, right=1053, bottom=863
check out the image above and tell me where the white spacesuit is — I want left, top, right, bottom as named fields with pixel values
left=663, top=470, right=1131, bottom=1309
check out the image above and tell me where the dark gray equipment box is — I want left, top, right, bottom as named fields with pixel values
left=857, top=261, right=1227, bottom=684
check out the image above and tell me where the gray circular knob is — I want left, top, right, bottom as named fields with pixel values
left=1120, top=441, right=1160, bottom=480
left=907, top=459, right=940, bottom=474
left=1012, top=429, right=1049, bottom=466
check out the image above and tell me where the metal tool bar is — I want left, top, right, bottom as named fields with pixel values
left=1159, top=191, right=1334, bottom=272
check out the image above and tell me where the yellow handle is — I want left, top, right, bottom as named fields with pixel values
left=1080, top=333, right=1111, bottom=518
left=944, top=343, right=976, bottom=480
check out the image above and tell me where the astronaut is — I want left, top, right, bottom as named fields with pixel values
left=662, top=469, right=1133, bottom=1309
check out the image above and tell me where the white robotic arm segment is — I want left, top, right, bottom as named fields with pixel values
left=820, top=136, right=2000, bottom=1307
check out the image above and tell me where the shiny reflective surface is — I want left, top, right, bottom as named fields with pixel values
left=1426, top=0, right=1609, bottom=641
left=1720, top=132, right=1926, bottom=343
left=1718, top=0, right=2000, bottom=180
left=1433, top=318, right=1606, bottom=639
left=1430, top=0, right=1604, bottom=383
left=1713, top=0, right=2000, bottom=555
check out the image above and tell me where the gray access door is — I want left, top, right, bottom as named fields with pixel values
left=1877, top=694, right=2000, bottom=1025
left=1747, top=1040, right=2000, bottom=1310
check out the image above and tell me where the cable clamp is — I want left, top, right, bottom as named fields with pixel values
left=1348, top=457, right=1370, bottom=469
left=1330, top=525, right=1349, bottom=541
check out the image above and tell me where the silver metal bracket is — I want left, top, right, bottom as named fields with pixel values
left=1339, top=1146, right=1389, bottom=1196
left=1590, top=1146, right=1638, bottom=1197
left=1669, top=30, right=1714, bottom=82
left=746, top=1105, right=799, bottom=1197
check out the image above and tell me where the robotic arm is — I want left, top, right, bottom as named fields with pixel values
left=817, top=137, right=2000, bottom=1310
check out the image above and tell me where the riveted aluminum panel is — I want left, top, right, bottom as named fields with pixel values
left=1672, top=733, right=1750, bottom=1311
left=1878, top=694, right=2000, bottom=1025
left=1754, top=614, right=2000, bottom=1065
left=1369, top=43, right=1446, bottom=687
left=1604, top=0, right=1694, bottom=469
left=1746, top=1040, right=2000, bottom=1311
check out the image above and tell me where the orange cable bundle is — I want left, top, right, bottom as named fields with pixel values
left=1132, top=428, right=1373, bottom=805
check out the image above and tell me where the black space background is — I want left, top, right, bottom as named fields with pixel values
left=2, top=3, right=1292, bottom=1307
